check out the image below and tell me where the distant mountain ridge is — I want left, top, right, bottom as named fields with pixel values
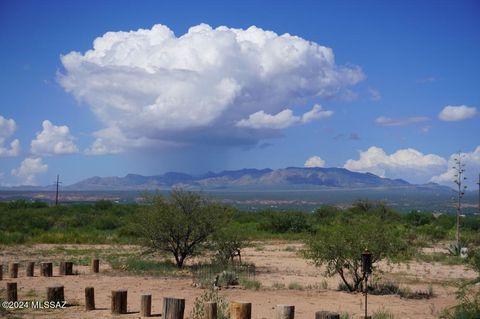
left=64, top=167, right=451, bottom=192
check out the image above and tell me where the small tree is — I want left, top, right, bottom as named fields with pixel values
left=303, top=215, right=410, bottom=292
left=212, top=223, right=250, bottom=265
left=138, top=189, right=232, bottom=268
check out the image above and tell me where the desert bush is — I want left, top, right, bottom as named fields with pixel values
left=259, top=210, right=311, bottom=233
left=190, top=289, right=229, bottom=319
left=304, top=215, right=411, bottom=292
left=211, top=223, right=249, bottom=265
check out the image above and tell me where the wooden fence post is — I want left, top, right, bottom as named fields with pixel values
left=275, top=305, right=295, bottom=319
left=7, top=282, right=17, bottom=302
left=0, top=264, right=3, bottom=280
left=41, top=262, right=53, bottom=277
left=204, top=302, right=217, bottom=319
left=9, top=262, right=18, bottom=278
left=26, top=262, right=35, bottom=277
left=163, top=297, right=185, bottom=319
left=230, top=302, right=252, bottom=319
left=47, top=285, right=64, bottom=303
left=141, top=294, right=152, bottom=317
left=315, top=311, right=340, bottom=319
left=111, top=290, right=128, bottom=314
left=59, top=262, right=73, bottom=275
left=91, top=259, right=100, bottom=273
left=85, top=287, right=95, bottom=311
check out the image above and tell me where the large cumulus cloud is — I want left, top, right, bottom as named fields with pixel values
left=59, top=24, right=364, bottom=154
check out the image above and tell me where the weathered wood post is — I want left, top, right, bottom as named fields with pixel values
left=9, top=262, right=19, bottom=278
left=91, top=259, right=100, bottom=273
left=111, top=289, right=128, bottom=314
left=204, top=302, right=217, bottom=319
left=0, top=264, right=3, bottom=280
left=230, top=302, right=252, bottom=319
left=85, top=287, right=95, bottom=311
left=141, top=294, right=152, bottom=317
left=315, top=311, right=340, bottom=319
left=163, top=297, right=185, bottom=319
left=276, top=305, right=295, bottom=319
left=59, top=262, right=73, bottom=275
left=7, top=282, right=17, bottom=302
left=47, top=285, right=65, bottom=303
left=41, top=262, right=53, bottom=277
left=26, top=262, right=35, bottom=277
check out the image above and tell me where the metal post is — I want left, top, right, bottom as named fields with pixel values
left=361, top=249, right=372, bottom=319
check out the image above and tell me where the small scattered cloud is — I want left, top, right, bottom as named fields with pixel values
left=368, top=88, right=381, bottom=101
left=304, top=155, right=326, bottom=168
left=430, top=146, right=480, bottom=189
left=31, top=120, right=79, bottom=156
left=11, top=157, right=48, bottom=185
left=334, top=132, right=360, bottom=141
left=0, top=115, right=21, bottom=157
left=375, top=116, right=430, bottom=126
left=438, top=105, right=477, bottom=122
left=236, top=104, right=333, bottom=129
left=416, top=76, right=440, bottom=84
left=344, top=146, right=447, bottom=184
left=59, top=23, right=363, bottom=153
left=259, top=142, right=273, bottom=149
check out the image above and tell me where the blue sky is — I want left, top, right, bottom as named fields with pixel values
left=0, top=0, right=479, bottom=187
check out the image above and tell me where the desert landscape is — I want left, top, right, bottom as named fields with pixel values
left=1, top=242, right=477, bottom=318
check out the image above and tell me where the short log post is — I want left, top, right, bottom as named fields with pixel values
left=7, top=282, right=17, bottom=302
left=91, top=259, right=100, bottom=273
left=230, top=302, right=252, bottom=319
left=140, top=294, right=152, bottom=317
left=85, top=287, right=95, bottom=311
left=315, top=311, right=340, bottom=319
left=111, top=289, right=128, bottom=314
left=0, top=264, right=3, bottom=280
left=41, top=262, right=53, bottom=277
left=163, top=297, right=185, bottom=319
left=9, top=262, right=19, bottom=278
left=275, top=305, right=295, bottom=319
left=204, top=302, right=217, bottom=319
left=47, top=285, right=65, bottom=303
left=26, top=262, right=35, bottom=277
left=59, top=262, right=73, bottom=275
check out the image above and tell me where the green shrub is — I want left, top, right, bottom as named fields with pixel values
left=190, top=289, right=229, bottom=319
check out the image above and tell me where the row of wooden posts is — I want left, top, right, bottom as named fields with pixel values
left=1, top=259, right=341, bottom=319
left=0, top=259, right=100, bottom=279
left=5, top=282, right=340, bottom=319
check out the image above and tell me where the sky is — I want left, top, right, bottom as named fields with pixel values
left=0, top=0, right=479, bottom=188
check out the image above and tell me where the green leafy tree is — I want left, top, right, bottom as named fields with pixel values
left=138, top=189, right=232, bottom=268
left=303, top=215, right=410, bottom=292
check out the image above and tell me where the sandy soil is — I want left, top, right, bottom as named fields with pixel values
left=0, top=242, right=476, bottom=319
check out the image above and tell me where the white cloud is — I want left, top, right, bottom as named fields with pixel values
left=368, top=88, right=381, bottom=101
left=31, top=120, right=79, bottom=156
left=301, top=104, right=333, bottom=123
left=344, top=146, right=447, bottom=184
left=375, top=116, right=429, bottom=126
left=11, top=157, right=48, bottom=185
left=304, top=156, right=326, bottom=168
left=0, top=115, right=20, bottom=157
left=59, top=23, right=363, bottom=153
left=431, top=146, right=480, bottom=189
left=236, top=104, right=333, bottom=129
left=438, top=105, right=477, bottom=121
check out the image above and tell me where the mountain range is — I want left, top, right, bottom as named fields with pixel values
left=60, top=167, right=451, bottom=192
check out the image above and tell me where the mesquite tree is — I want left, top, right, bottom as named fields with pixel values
left=139, top=189, right=232, bottom=268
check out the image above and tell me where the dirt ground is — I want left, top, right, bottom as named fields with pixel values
left=0, top=242, right=476, bottom=319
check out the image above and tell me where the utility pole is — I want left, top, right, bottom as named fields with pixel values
left=477, top=174, right=480, bottom=215
left=55, top=175, right=62, bottom=206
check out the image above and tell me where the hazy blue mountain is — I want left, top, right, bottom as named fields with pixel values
left=64, top=167, right=451, bottom=192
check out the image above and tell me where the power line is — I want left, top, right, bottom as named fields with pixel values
left=54, top=175, right=62, bottom=206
